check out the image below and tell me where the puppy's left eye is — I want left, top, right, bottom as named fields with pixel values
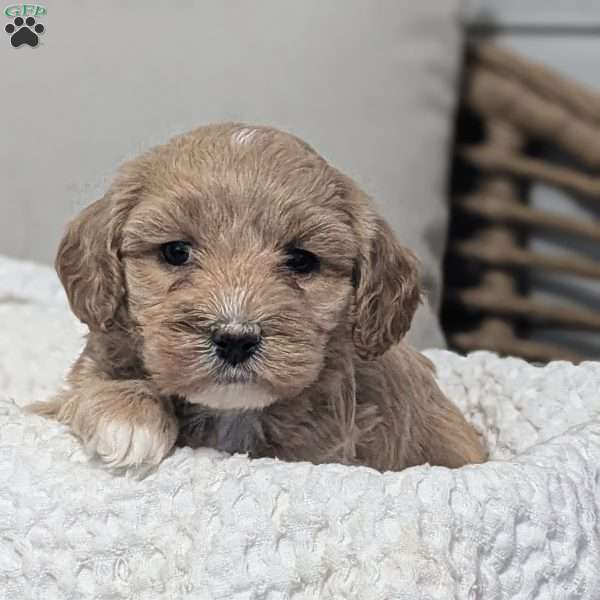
left=285, top=248, right=320, bottom=275
left=161, top=241, right=192, bottom=266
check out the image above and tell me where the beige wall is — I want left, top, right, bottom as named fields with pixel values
left=0, top=1, right=463, bottom=348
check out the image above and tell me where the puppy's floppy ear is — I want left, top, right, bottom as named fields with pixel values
left=353, top=216, right=421, bottom=359
left=56, top=195, right=126, bottom=332
left=56, top=160, right=144, bottom=331
left=341, top=179, right=421, bottom=359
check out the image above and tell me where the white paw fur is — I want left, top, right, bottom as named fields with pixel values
left=88, top=418, right=176, bottom=469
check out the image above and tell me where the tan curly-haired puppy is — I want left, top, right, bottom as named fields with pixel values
left=31, top=123, right=485, bottom=471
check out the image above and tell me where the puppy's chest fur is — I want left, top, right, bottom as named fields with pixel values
left=174, top=354, right=362, bottom=463
left=174, top=400, right=264, bottom=455
left=173, top=381, right=356, bottom=462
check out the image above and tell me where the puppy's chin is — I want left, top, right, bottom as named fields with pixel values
left=187, top=383, right=277, bottom=411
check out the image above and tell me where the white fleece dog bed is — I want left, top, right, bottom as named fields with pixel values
left=1, top=254, right=600, bottom=599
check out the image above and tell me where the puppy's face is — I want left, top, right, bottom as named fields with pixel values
left=57, top=124, right=420, bottom=410
left=121, top=128, right=356, bottom=408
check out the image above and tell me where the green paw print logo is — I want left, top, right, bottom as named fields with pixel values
left=4, top=4, right=46, bottom=47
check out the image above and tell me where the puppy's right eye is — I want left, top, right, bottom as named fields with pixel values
left=161, top=241, right=192, bottom=266
left=285, top=247, right=320, bottom=275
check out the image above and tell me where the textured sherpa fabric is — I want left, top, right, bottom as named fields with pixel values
left=1, top=254, right=600, bottom=599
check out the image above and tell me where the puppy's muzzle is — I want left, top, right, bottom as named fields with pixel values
left=211, top=323, right=262, bottom=366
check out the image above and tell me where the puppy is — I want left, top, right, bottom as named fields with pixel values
left=31, top=123, right=486, bottom=471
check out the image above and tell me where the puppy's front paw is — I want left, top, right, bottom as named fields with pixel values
left=63, top=381, right=178, bottom=469
left=89, top=412, right=177, bottom=469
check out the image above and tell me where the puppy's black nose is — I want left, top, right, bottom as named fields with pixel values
left=211, top=329, right=261, bottom=365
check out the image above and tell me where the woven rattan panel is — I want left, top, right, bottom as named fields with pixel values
left=443, top=44, right=600, bottom=362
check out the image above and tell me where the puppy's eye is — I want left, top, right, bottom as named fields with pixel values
left=161, top=241, right=192, bottom=266
left=285, top=247, right=320, bottom=275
